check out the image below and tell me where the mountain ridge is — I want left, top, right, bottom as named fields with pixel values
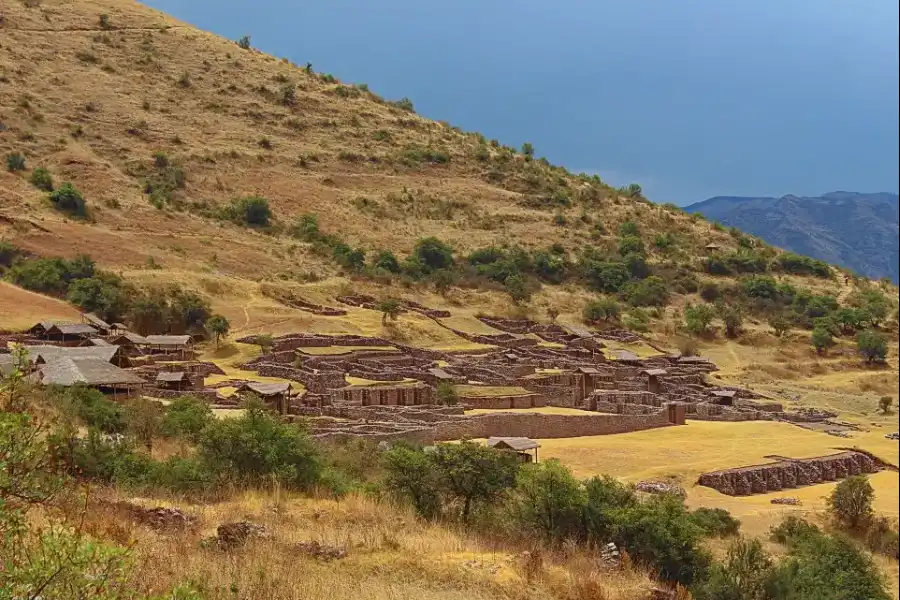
left=686, top=192, right=900, bottom=283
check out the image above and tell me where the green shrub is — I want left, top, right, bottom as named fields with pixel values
left=54, top=384, right=125, bottom=434
left=292, top=213, right=321, bottom=241
left=811, top=326, right=835, bottom=355
left=583, top=297, right=620, bottom=324
left=49, top=182, right=87, bottom=217
left=741, top=275, right=779, bottom=300
left=618, top=235, right=645, bottom=256
left=684, top=304, right=716, bottom=337
left=510, top=459, right=585, bottom=541
left=694, top=537, right=773, bottom=600
left=237, top=35, right=251, bottom=49
left=29, top=166, right=53, bottom=191
left=774, top=252, right=830, bottom=277
left=700, top=282, right=721, bottom=302
left=624, top=276, right=669, bottom=307
left=197, top=402, right=321, bottom=489
left=222, top=196, right=272, bottom=226
left=619, top=220, right=640, bottom=237
left=411, top=237, right=454, bottom=272
left=382, top=444, right=442, bottom=518
left=826, top=475, right=874, bottom=530
left=856, top=330, right=888, bottom=363
left=161, top=395, right=215, bottom=441
left=66, top=274, right=130, bottom=322
left=372, top=249, right=401, bottom=273
left=436, top=381, right=458, bottom=406
left=6, top=152, right=26, bottom=172
left=692, top=507, right=741, bottom=537
left=583, top=260, right=629, bottom=293
left=429, top=441, right=519, bottom=522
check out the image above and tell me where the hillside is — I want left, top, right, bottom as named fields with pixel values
left=686, top=192, right=900, bottom=283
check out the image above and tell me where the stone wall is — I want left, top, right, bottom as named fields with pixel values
left=698, top=451, right=884, bottom=496
left=590, top=390, right=662, bottom=407
left=461, top=393, right=546, bottom=410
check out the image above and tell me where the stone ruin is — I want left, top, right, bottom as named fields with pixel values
left=697, top=450, right=891, bottom=496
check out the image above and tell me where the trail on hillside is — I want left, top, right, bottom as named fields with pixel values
left=1, top=25, right=185, bottom=33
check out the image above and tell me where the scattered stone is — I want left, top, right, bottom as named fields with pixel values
left=114, top=503, right=196, bottom=531
left=296, top=540, right=347, bottom=561
left=600, top=542, right=621, bottom=568
left=635, top=480, right=686, bottom=497
left=215, top=521, right=268, bottom=549
left=886, top=432, right=899, bottom=441
left=825, top=430, right=852, bottom=438
left=771, top=497, right=802, bottom=506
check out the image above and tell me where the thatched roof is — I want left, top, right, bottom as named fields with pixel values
left=487, top=437, right=540, bottom=452
left=83, top=313, right=112, bottom=330
left=142, top=335, right=192, bottom=348
left=710, top=389, right=737, bottom=398
left=39, top=358, right=144, bottom=387
left=89, top=338, right=113, bottom=347
left=109, top=332, right=147, bottom=346
left=24, top=345, right=119, bottom=364
left=156, top=371, right=189, bottom=383
left=428, top=367, right=454, bottom=380
left=575, top=366, right=602, bottom=375
left=236, top=381, right=290, bottom=397
left=29, top=321, right=98, bottom=337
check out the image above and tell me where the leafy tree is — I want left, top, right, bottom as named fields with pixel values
left=857, top=289, right=890, bottom=327
left=66, top=274, right=131, bottom=322
left=618, top=235, right=645, bottom=256
left=691, top=507, right=741, bottom=537
left=29, top=166, right=53, bottom=191
left=741, top=275, right=779, bottom=300
left=6, top=152, right=26, bottom=172
left=510, top=459, right=585, bottom=541
left=619, top=220, right=640, bottom=237
left=436, top=381, right=458, bottom=406
left=769, top=314, right=792, bottom=337
left=856, top=329, right=888, bottom=363
left=256, top=333, right=274, bottom=353
left=128, top=292, right=169, bottom=336
left=810, top=326, right=834, bottom=355
left=205, top=314, right=230, bottom=348
left=583, top=260, right=629, bottom=293
left=292, top=213, right=321, bottom=241
left=49, top=182, right=87, bottom=217
left=684, top=304, right=716, bottom=337
left=125, top=398, right=163, bottom=451
left=223, top=196, right=272, bottom=226
left=719, top=304, right=743, bottom=338
left=583, top=297, right=620, bottom=324
left=583, top=475, right=639, bottom=542
left=382, top=444, right=442, bottom=518
left=331, top=242, right=366, bottom=271
left=626, top=183, right=642, bottom=197
left=376, top=298, right=402, bottom=325
left=237, top=35, right=251, bottom=49
left=161, top=395, right=215, bottom=441
left=700, top=282, right=721, bottom=302
left=198, top=402, right=321, bottom=489
left=372, top=249, right=401, bottom=273
left=694, top=537, right=773, bottom=600
left=827, top=476, right=874, bottom=530
left=834, top=307, right=869, bottom=334
left=412, top=237, right=454, bottom=272
left=624, top=275, right=669, bottom=307
left=878, top=396, right=893, bottom=415
left=622, top=252, right=650, bottom=279
left=54, top=384, right=126, bottom=434
left=430, top=441, right=519, bottom=522
left=167, top=287, right=212, bottom=333
left=521, top=142, right=534, bottom=157
left=504, top=273, right=531, bottom=304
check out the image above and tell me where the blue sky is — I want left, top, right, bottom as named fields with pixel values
left=147, top=0, right=899, bottom=205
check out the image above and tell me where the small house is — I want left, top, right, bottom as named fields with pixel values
left=235, top=381, right=292, bottom=415
left=82, top=313, right=112, bottom=335
left=140, top=335, right=194, bottom=359
left=24, top=345, right=127, bottom=367
left=38, top=357, right=145, bottom=397
left=155, top=371, right=194, bottom=391
left=704, top=243, right=722, bottom=255
left=27, top=321, right=98, bottom=345
left=486, top=437, right=540, bottom=463
left=709, top=389, right=737, bottom=406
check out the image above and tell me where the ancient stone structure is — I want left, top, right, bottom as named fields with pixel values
left=333, top=383, right=434, bottom=406
left=697, top=451, right=889, bottom=496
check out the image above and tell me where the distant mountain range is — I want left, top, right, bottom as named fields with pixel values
left=685, top=192, right=899, bottom=283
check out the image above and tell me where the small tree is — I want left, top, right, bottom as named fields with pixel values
left=6, top=152, right=26, bottom=172
left=436, top=381, right=458, bottom=406
left=719, top=305, right=743, bottom=339
left=510, top=459, right=585, bottom=541
left=49, top=182, right=87, bottom=217
left=521, top=142, right=534, bottom=158
left=769, top=314, right=792, bottom=337
left=125, top=398, right=163, bottom=452
left=583, top=297, right=620, bottom=324
left=383, top=444, right=442, bottom=519
left=256, top=333, right=274, bottom=354
left=430, top=441, right=519, bottom=522
left=684, top=304, right=716, bottom=337
left=237, top=35, right=251, bottom=50
left=372, top=249, right=401, bottom=273
left=29, top=167, right=53, bottom=191
left=98, top=13, right=111, bottom=29
left=376, top=298, right=402, bottom=325
left=546, top=307, right=559, bottom=324
left=205, top=314, right=230, bottom=349
left=811, top=326, right=834, bottom=355
left=856, top=330, right=888, bottom=364
left=827, top=475, right=874, bottom=531
left=878, top=396, right=893, bottom=415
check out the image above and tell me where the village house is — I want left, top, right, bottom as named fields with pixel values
left=108, top=332, right=148, bottom=357
left=139, top=335, right=194, bottom=359
left=487, top=437, right=540, bottom=463
left=641, top=368, right=668, bottom=394
left=81, top=313, right=113, bottom=336
left=235, top=381, right=292, bottom=414
left=38, top=357, right=145, bottom=398
left=23, top=345, right=128, bottom=368
left=335, top=382, right=435, bottom=406
left=27, top=321, right=98, bottom=346
left=154, top=371, right=195, bottom=391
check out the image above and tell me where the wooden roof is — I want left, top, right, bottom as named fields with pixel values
left=39, top=358, right=144, bottom=386
left=142, top=335, right=192, bottom=347
left=487, top=437, right=540, bottom=451
left=575, top=366, right=602, bottom=374
left=642, top=368, right=668, bottom=377
left=110, top=332, right=147, bottom=345
left=29, top=321, right=98, bottom=337
left=156, top=371, right=190, bottom=383
left=710, top=389, right=737, bottom=398
left=428, top=367, right=454, bottom=380
left=24, top=345, right=120, bottom=364
left=83, top=313, right=112, bottom=330
left=237, top=381, right=291, bottom=396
